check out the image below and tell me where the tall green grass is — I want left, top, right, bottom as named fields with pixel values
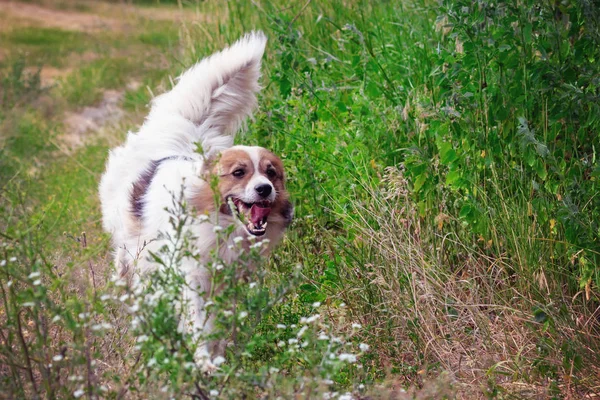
left=0, top=0, right=599, bottom=398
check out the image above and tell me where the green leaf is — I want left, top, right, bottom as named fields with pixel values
left=438, top=141, right=458, bottom=165
left=534, top=159, right=547, bottom=180
left=523, top=23, right=532, bottom=43
left=413, top=173, right=428, bottom=192
left=459, top=203, right=473, bottom=220
left=446, top=169, right=462, bottom=187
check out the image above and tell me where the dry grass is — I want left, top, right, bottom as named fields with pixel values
left=342, top=167, right=600, bottom=399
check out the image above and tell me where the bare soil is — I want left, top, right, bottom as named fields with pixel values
left=0, top=2, right=128, bottom=32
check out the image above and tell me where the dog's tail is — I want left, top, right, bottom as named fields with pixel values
left=147, top=31, right=267, bottom=158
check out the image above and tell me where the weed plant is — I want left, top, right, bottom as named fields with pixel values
left=0, top=0, right=599, bottom=398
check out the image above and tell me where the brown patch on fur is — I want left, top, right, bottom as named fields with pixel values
left=258, top=149, right=292, bottom=227
left=215, top=149, right=255, bottom=198
left=191, top=184, right=217, bottom=215
left=131, top=160, right=161, bottom=219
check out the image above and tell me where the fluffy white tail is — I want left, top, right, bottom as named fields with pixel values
left=99, top=32, right=267, bottom=244
left=148, top=31, right=267, bottom=157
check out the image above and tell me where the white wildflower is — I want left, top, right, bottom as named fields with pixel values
left=215, top=264, right=224, bottom=271
left=6, top=281, right=12, bottom=287
left=131, top=317, right=141, bottom=329
left=297, top=326, right=308, bottom=338
left=198, top=214, right=209, bottom=222
left=359, top=384, right=365, bottom=390
left=136, top=335, right=149, bottom=343
left=184, top=362, right=196, bottom=370
left=32, top=280, right=41, bottom=286
left=238, top=311, right=248, bottom=320
left=147, top=358, right=157, bottom=367
left=277, top=341, right=285, bottom=347
left=323, top=379, right=334, bottom=385
left=0, top=260, right=6, bottom=267
left=73, top=389, right=84, bottom=398
left=312, top=301, right=321, bottom=308
left=213, top=225, right=223, bottom=233
left=100, top=294, right=111, bottom=301
left=340, top=302, right=346, bottom=307
left=210, top=390, right=219, bottom=396
left=23, top=302, right=35, bottom=307
left=119, top=294, right=129, bottom=302
left=223, top=310, right=233, bottom=317
left=51, top=315, right=61, bottom=323
left=9, top=257, right=16, bottom=262
left=338, top=353, right=357, bottom=363
left=318, top=333, right=329, bottom=340
left=269, top=367, right=280, bottom=373
left=204, top=301, right=214, bottom=308
left=288, top=338, right=298, bottom=345
left=212, top=356, right=226, bottom=366
left=52, top=354, right=63, bottom=362
left=233, top=236, right=244, bottom=244
left=249, top=282, right=257, bottom=289
left=351, top=323, right=362, bottom=329
left=276, top=324, right=286, bottom=329
left=28, top=271, right=40, bottom=279
left=305, top=314, right=320, bottom=324
left=339, top=393, right=354, bottom=400
left=359, top=343, right=370, bottom=352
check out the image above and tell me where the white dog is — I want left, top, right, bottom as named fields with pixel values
left=99, top=32, right=292, bottom=371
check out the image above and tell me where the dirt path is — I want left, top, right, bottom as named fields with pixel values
left=0, top=2, right=127, bottom=32
left=0, top=1, right=204, bottom=33
left=61, top=90, right=125, bottom=151
left=1, top=1, right=200, bottom=154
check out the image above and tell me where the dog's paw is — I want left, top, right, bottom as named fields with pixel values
left=200, top=360, right=218, bottom=375
left=194, top=351, right=223, bottom=375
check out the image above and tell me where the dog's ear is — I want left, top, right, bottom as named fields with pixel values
left=200, top=152, right=221, bottom=176
left=280, top=199, right=294, bottom=227
left=152, top=32, right=267, bottom=158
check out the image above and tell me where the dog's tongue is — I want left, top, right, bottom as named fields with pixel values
left=250, top=204, right=271, bottom=225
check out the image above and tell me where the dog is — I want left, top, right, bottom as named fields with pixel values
left=99, top=31, right=292, bottom=372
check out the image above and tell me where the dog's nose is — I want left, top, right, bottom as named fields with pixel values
left=255, top=184, right=272, bottom=198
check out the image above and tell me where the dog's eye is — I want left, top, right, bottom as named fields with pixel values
left=232, top=169, right=245, bottom=178
left=266, top=168, right=277, bottom=178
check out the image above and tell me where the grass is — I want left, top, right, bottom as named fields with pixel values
left=1, top=0, right=599, bottom=398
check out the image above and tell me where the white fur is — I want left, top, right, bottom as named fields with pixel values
left=98, top=32, right=284, bottom=372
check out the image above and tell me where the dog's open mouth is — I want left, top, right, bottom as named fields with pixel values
left=226, top=197, right=271, bottom=236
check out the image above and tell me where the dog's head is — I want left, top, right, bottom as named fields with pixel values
left=209, top=145, right=292, bottom=237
